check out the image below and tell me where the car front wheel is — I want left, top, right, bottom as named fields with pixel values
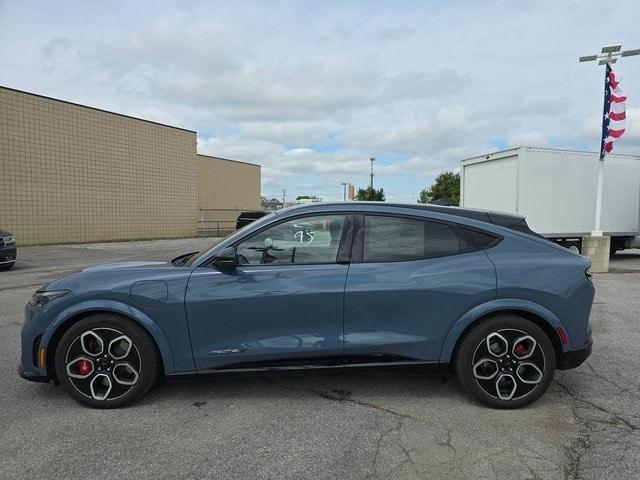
left=455, top=314, right=556, bottom=409
left=54, top=313, right=160, bottom=408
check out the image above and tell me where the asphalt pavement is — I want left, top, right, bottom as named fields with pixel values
left=1, top=240, right=639, bottom=480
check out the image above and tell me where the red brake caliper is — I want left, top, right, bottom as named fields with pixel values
left=515, top=343, right=528, bottom=356
left=78, top=359, right=92, bottom=375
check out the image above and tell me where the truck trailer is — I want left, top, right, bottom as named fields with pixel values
left=460, top=147, right=640, bottom=254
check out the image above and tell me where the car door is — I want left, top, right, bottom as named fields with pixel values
left=343, top=214, right=496, bottom=364
left=185, top=213, right=353, bottom=371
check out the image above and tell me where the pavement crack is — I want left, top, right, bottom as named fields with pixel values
left=263, top=377, right=423, bottom=479
left=525, top=463, right=543, bottom=480
left=262, top=377, right=418, bottom=421
left=562, top=435, right=591, bottom=480
left=554, top=379, right=639, bottom=431
left=578, top=362, right=635, bottom=395
left=436, top=428, right=456, bottom=453
left=367, top=417, right=418, bottom=479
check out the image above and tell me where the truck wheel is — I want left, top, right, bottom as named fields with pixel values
left=455, top=314, right=556, bottom=409
left=565, top=241, right=581, bottom=254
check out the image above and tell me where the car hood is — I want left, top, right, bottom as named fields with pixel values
left=82, top=261, right=168, bottom=272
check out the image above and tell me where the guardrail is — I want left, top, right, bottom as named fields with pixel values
left=197, top=220, right=236, bottom=237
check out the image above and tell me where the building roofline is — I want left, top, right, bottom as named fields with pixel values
left=197, top=153, right=260, bottom=167
left=0, top=85, right=197, bottom=134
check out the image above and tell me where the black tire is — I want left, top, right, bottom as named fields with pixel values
left=0, top=262, right=15, bottom=270
left=455, top=314, right=556, bottom=409
left=54, top=313, right=161, bottom=408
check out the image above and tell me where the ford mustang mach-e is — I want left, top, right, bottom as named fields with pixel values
left=19, top=203, right=594, bottom=408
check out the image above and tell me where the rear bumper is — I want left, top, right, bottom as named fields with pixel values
left=557, top=338, right=592, bottom=370
left=17, top=364, right=49, bottom=383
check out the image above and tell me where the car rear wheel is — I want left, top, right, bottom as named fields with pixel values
left=54, top=313, right=160, bottom=408
left=455, top=314, right=556, bottom=409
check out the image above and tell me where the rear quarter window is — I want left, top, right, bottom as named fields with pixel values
left=462, top=228, right=501, bottom=250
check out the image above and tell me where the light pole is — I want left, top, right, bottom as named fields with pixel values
left=579, top=44, right=639, bottom=236
left=369, top=157, right=375, bottom=188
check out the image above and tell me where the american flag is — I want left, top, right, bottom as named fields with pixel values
left=600, top=63, right=627, bottom=159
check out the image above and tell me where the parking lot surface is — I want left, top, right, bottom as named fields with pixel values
left=1, top=240, right=639, bottom=480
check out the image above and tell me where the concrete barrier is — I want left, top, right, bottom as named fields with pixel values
left=582, top=236, right=610, bottom=273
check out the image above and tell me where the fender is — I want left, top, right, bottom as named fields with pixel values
left=438, top=298, right=568, bottom=363
left=40, top=299, right=175, bottom=374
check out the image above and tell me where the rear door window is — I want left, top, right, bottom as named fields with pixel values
left=362, top=215, right=476, bottom=262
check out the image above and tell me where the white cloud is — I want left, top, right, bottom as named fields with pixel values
left=507, top=131, right=549, bottom=148
left=1, top=0, right=639, bottom=202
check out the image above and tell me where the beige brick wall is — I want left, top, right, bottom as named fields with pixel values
left=0, top=87, right=198, bottom=245
left=197, top=154, right=261, bottom=231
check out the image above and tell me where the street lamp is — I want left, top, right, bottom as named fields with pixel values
left=579, top=44, right=639, bottom=236
left=579, top=44, right=640, bottom=65
left=369, top=157, right=375, bottom=188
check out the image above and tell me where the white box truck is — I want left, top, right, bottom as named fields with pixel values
left=460, top=147, right=640, bottom=253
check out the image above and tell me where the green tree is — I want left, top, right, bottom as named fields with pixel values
left=355, top=186, right=385, bottom=201
left=418, top=171, right=460, bottom=205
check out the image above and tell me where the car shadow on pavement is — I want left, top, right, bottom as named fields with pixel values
left=142, top=368, right=462, bottom=407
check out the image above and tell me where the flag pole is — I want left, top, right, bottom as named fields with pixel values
left=592, top=64, right=610, bottom=237
left=580, top=45, right=639, bottom=236
left=578, top=44, right=637, bottom=271
left=592, top=163, right=605, bottom=236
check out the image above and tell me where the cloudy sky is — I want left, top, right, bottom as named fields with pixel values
left=1, top=1, right=639, bottom=202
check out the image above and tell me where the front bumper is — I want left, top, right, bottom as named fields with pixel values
left=557, top=337, right=593, bottom=370
left=20, top=303, right=51, bottom=383
left=17, top=364, right=49, bottom=383
left=0, top=244, right=17, bottom=265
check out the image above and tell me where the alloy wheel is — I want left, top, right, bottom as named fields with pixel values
left=64, top=327, right=142, bottom=401
left=472, top=329, right=545, bottom=401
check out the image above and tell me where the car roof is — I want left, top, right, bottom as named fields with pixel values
left=277, top=202, right=526, bottom=227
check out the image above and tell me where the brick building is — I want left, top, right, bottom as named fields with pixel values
left=0, top=86, right=260, bottom=245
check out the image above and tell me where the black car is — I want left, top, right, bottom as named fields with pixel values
left=0, top=229, right=16, bottom=270
left=235, top=211, right=268, bottom=230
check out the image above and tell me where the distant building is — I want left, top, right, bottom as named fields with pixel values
left=347, top=183, right=355, bottom=200
left=0, top=86, right=261, bottom=244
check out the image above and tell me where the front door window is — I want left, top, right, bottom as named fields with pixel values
left=236, top=215, right=347, bottom=265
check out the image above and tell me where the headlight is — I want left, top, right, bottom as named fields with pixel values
left=2, top=235, right=14, bottom=244
left=28, top=290, right=70, bottom=307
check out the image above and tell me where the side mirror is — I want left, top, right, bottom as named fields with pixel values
left=211, top=246, right=236, bottom=271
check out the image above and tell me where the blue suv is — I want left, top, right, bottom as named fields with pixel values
left=19, top=203, right=594, bottom=408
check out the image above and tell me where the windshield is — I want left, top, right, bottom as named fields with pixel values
left=184, top=212, right=277, bottom=267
